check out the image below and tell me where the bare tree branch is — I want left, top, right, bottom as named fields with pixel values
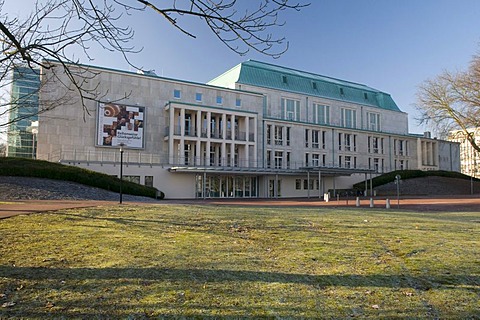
left=416, top=53, right=480, bottom=152
left=0, top=0, right=308, bottom=132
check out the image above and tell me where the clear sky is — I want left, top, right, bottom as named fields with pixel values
left=4, top=0, right=480, bottom=134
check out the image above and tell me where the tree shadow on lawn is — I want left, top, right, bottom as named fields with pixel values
left=1, top=265, right=478, bottom=292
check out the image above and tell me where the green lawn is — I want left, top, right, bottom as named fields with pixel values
left=1, top=204, right=479, bottom=319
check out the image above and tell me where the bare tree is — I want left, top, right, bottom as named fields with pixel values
left=0, top=0, right=308, bottom=130
left=416, top=53, right=480, bottom=152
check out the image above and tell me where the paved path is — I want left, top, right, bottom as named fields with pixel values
left=1, top=195, right=479, bottom=219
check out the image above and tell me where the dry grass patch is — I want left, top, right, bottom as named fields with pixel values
left=1, top=204, right=479, bottom=318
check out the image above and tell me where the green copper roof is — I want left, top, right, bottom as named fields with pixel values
left=209, top=60, right=401, bottom=112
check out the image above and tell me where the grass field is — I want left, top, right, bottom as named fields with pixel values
left=1, top=204, right=479, bottom=319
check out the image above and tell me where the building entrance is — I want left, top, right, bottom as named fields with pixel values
left=195, top=174, right=258, bottom=198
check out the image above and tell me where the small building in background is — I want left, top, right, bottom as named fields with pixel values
left=5, top=66, right=40, bottom=158
left=449, top=128, right=480, bottom=178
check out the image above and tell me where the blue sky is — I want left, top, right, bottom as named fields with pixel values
left=5, top=0, right=480, bottom=134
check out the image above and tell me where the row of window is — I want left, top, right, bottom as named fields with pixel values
left=266, top=151, right=410, bottom=172
left=173, top=89, right=242, bottom=107
left=279, top=98, right=381, bottom=131
left=267, top=125, right=409, bottom=156
left=295, top=178, right=321, bottom=191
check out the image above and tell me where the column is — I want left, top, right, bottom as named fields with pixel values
left=169, top=105, right=175, bottom=164
left=207, top=112, right=212, bottom=138
left=196, top=110, right=201, bottom=138
left=231, top=114, right=236, bottom=140
left=179, top=108, right=185, bottom=165
left=253, top=116, right=258, bottom=167
left=196, top=141, right=201, bottom=166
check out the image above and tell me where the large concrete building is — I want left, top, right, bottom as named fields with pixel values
left=35, top=60, right=460, bottom=199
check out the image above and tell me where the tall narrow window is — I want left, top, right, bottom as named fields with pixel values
left=282, top=98, right=300, bottom=121
left=286, top=127, right=291, bottom=146
left=312, top=130, right=320, bottom=148
left=344, top=134, right=351, bottom=151
left=274, top=151, right=283, bottom=169
left=305, top=129, right=309, bottom=147
left=266, top=125, right=272, bottom=145
left=367, top=112, right=381, bottom=131
left=313, top=104, right=330, bottom=125
left=341, top=108, right=357, bottom=128
left=274, top=126, right=283, bottom=146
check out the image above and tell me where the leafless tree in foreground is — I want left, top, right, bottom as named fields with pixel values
left=0, top=0, right=308, bottom=130
left=416, top=53, right=480, bottom=152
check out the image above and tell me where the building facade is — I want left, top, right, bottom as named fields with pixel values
left=5, top=67, right=40, bottom=158
left=449, top=128, right=480, bottom=178
left=35, top=60, right=460, bottom=199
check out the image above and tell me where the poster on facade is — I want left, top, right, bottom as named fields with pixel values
left=97, top=102, right=145, bottom=148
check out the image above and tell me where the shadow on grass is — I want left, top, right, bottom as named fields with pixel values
left=1, top=265, right=478, bottom=291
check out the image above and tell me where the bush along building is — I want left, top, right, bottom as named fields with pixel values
left=35, top=60, right=460, bottom=199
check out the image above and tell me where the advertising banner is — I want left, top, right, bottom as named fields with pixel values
left=97, top=102, right=145, bottom=148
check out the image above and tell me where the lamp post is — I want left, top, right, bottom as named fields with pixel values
left=119, top=143, right=125, bottom=204
left=395, top=174, right=401, bottom=208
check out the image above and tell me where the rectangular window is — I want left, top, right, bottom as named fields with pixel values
left=282, top=98, right=300, bottom=121
left=236, top=98, right=242, bottom=107
left=305, top=153, right=309, bottom=166
left=286, top=152, right=291, bottom=169
left=345, top=134, right=352, bottom=151
left=338, top=132, right=342, bottom=151
left=312, top=153, right=320, bottom=166
left=216, top=96, right=222, bottom=104
left=286, top=127, right=291, bottom=146
left=274, top=151, right=283, bottom=169
left=372, top=137, right=379, bottom=154
left=145, top=176, right=154, bottom=187
left=303, top=179, right=308, bottom=190
left=266, top=125, right=272, bottom=145
left=374, top=158, right=379, bottom=172
left=275, top=126, right=283, bottom=146
left=124, top=175, right=141, bottom=184
left=210, top=146, right=216, bottom=166
left=173, top=89, right=181, bottom=99
left=338, top=155, right=342, bottom=167
left=367, top=112, right=381, bottom=131
left=313, top=104, right=330, bottom=125
left=305, top=129, right=309, bottom=147
left=295, top=178, right=302, bottom=190
left=345, top=156, right=351, bottom=168
left=195, top=92, right=203, bottom=102
left=322, top=131, right=327, bottom=149
left=312, top=130, right=320, bottom=148
left=341, top=108, right=357, bottom=128
left=266, top=150, right=272, bottom=168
